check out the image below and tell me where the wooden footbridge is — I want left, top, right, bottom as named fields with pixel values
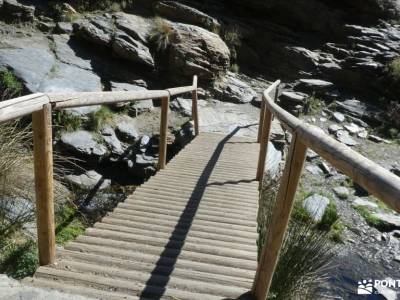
left=1, top=76, right=399, bottom=300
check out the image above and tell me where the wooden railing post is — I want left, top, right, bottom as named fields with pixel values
left=32, top=103, right=55, bottom=266
left=158, top=96, right=169, bottom=169
left=191, top=76, right=199, bottom=136
left=252, top=133, right=308, bottom=300
left=257, top=100, right=266, bottom=143
left=256, top=102, right=272, bottom=182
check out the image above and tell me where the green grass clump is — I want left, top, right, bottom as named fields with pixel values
left=87, top=106, right=114, bottom=131
left=55, top=204, right=86, bottom=245
left=0, top=70, right=23, bottom=100
left=387, top=57, right=400, bottom=82
left=54, top=110, right=83, bottom=132
left=149, top=17, right=175, bottom=52
left=0, top=240, right=38, bottom=279
left=318, top=202, right=339, bottom=231
left=354, top=205, right=391, bottom=231
left=329, top=221, right=345, bottom=243
left=303, top=95, right=323, bottom=115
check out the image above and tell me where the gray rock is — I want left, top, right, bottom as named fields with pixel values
left=344, top=123, right=362, bottom=134
left=139, top=135, right=151, bottom=153
left=319, top=161, right=332, bottom=175
left=170, top=97, right=193, bottom=116
left=110, top=82, right=153, bottom=114
left=76, top=15, right=114, bottom=47
left=372, top=213, right=400, bottom=230
left=336, top=130, right=358, bottom=146
left=0, top=196, right=34, bottom=222
left=303, top=194, right=330, bottom=222
left=357, top=130, right=368, bottom=139
left=65, top=106, right=101, bottom=117
left=112, top=34, right=154, bottom=68
left=136, top=153, right=157, bottom=167
left=65, top=170, right=111, bottom=190
left=306, top=149, right=319, bottom=160
left=280, top=91, right=307, bottom=104
left=60, top=130, right=107, bottom=158
left=335, top=99, right=381, bottom=122
left=154, top=1, right=220, bottom=32
left=391, top=165, right=400, bottom=177
left=168, top=22, right=230, bottom=81
left=214, top=72, right=257, bottom=103
left=306, top=165, right=323, bottom=175
left=368, top=134, right=385, bottom=143
left=116, top=122, right=139, bottom=143
left=352, top=198, right=379, bottom=209
left=3, top=0, right=35, bottom=21
left=101, top=126, right=124, bottom=155
left=333, top=186, right=350, bottom=199
left=297, top=79, right=334, bottom=91
left=56, top=22, right=74, bottom=34
left=333, top=112, right=345, bottom=123
left=328, top=124, right=343, bottom=134
left=0, top=275, right=94, bottom=300
left=114, top=12, right=153, bottom=44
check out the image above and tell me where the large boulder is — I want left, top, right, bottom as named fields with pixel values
left=60, top=130, right=108, bottom=160
left=154, top=1, right=220, bottom=32
left=213, top=72, right=257, bottom=103
left=65, top=170, right=111, bottom=191
left=76, top=14, right=155, bottom=68
left=166, top=23, right=230, bottom=81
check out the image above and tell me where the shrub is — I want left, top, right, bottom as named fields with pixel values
left=149, top=17, right=175, bottom=52
left=0, top=69, right=23, bottom=100
left=230, top=63, right=240, bottom=73
left=303, top=95, right=323, bottom=115
left=54, top=110, right=83, bottom=132
left=318, top=202, right=339, bottom=231
left=87, top=106, right=114, bottom=131
left=354, top=205, right=392, bottom=231
left=258, top=177, right=334, bottom=299
left=387, top=57, right=400, bottom=83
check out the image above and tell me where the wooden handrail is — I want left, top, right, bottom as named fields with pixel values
left=253, top=80, right=400, bottom=300
left=0, top=76, right=199, bottom=265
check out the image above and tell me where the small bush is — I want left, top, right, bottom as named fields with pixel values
left=318, top=202, right=339, bottom=231
left=330, top=221, right=345, bottom=243
left=387, top=57, right=400, bottom=82
left=303, top=95, right=323, bottom=115
left=354, top=205, right=392, bottom=231
left=149, top=17, right=175, bottom=52
left=0, top=70, right=23, bottom=100
left=54, top=110, right=83, bottom=132
left=87, top=106, right=114, bottom=131
left=222, top=25, right=241, bottom=62
left=230, top=63, right=240, bottom=73
left=0, top=240, right=38, bottom=279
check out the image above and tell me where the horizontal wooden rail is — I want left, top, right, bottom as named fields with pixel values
left=0, top=82, right=198, bottom=123
left=0, top=76, right=199, bottom=267
left=253, top=80, right=400, bottom=300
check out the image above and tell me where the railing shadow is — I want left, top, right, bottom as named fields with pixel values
left=139, top=125, right=256, bottom=299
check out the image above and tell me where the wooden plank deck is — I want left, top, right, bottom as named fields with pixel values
left=25, top=132, right=260, bottom=300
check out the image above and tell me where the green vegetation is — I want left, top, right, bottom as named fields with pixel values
left=330, top=221, right=345, bottom=243
left=222, top=25, right=241, bottom=62
left=0, top=240, right=38, bottom=279
left=87, top=106, right=114, bottom=131
left=318, top=202, right=339, bottom=231
left=56, top=204, right=86, bottom=245
left=354, top=205, right=391, bottom=231
left=303, top=95, right=323, bottom=115
left=230, top=63, right=240, bottom=73
left=0, top=69, right=23, bottom=100
left=258, top=178, right=335, bottom=299
left=149, top=17, right=175, bottom=52
left=54, top=110, right=83, bottom=132
left=387, top=57, right=400, bottom=83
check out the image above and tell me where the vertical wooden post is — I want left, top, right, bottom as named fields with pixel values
left=257, top=100, right=266, bottom=143
left=256, top=98, right=272, bottom=181
left=158, top=96, right=169, bottom=169
left=32, top=103, right=55, bottom=266
left=252, top=134, right=308, bottom=300
left=191, top=76, right=199, bottom=136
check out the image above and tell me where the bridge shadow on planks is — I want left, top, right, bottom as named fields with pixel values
left=139, top=125, right=257, bottom=300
